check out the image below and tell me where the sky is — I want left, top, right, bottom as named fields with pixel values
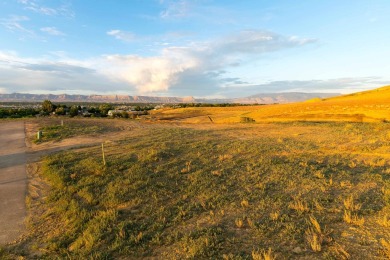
left=0, top=0, right=389, bottom=98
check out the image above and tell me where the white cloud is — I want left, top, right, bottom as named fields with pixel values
left=40, top=27, right=65, bottom=36
left=221, top=77, right=389, bottom=97
left=98, top=30, right=316, bottom=94
left=0, top=15, right=34, bottom=35
left=18, top=0, right=74, bottom=17
left=101, top=49, right=199, bottom=92
left=1, top=49, right=387, bottom=97
left=0, top=51, right=124, bottom=94
left=107, top=30, right=136, bottom=42
left=213, top=30, right=316, bottom=57
left=160, top=0, right=192, bottom=19
left=0, top=30, right=320, bottom=96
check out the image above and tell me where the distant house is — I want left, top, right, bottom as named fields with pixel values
left=108, top=109, right=147, bottom=117
left=128, top=111, right=147, bottom=115
left=82, top=111, right=92, bottom=117
left=107, top=110, right=124, bottom=116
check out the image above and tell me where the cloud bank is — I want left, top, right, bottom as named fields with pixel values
left=2, top=30, right=382, bottom=97
left=100, top=30, right=316, bottom=94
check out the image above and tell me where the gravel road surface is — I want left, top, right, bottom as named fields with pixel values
left=0, top=121, right=27, bottom=245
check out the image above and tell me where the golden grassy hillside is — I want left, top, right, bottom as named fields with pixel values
left=325, top=85, right=390, bottom=102
left=151, top=85, right=390, bottom=123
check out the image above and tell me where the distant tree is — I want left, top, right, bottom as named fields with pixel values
left=42, top=100, right=55, bottom=113
left=99, top=104, right=113, bottom=116
left=0, top=109, right=8, bottom=118
left=121, top=111, right=129, bottom=118
left=69, top=105, right=79, bottom=117
left=88, top=107, right=97, bottom=114
left=55, top=107, right=66, bottom=115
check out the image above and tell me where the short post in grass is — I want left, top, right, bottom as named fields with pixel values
left=102, top=143, right=106, bottom=166
left=37, top=131, right=42, bottom=140
left=61, top=120, right=64, bottom=126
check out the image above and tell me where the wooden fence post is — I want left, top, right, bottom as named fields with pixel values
left=102, top=143, right=106, bottom=166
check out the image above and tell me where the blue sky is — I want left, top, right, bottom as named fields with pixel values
left=0, top=0, right=389, bottom=98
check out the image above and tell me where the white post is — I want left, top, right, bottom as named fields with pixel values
left=102, top=143, right=106, bottom=166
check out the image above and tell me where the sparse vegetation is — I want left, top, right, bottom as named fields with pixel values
left=33, top=119, right=118, bottom=143
left=5, top=119, right=390, bottom=259
left=3, top=87, right=390, bottom=258
left=151, top=86, right=390, bottom=123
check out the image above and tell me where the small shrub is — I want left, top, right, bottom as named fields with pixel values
left=289, top=199, right=309, bottom=214
left=269, top=212, right=279, bottom=221
left=305, top=216, right=323, bottom=252
left=240, top=117, right=256, bottom=123
left=235, top=218, right=244, bottom=228
left=343, top=196, right=361, bottom=211
left=380, top=239, right=390, bottom=258
left=308, top=215, right=321, bottom=234
left=252, top=248, right=276, bottom=260
left=241, top=199, right=249, bottom=208
left=343, top=210, right=365, bottom=226
left=305, top=229, right=322, bottom=252
left=377, top=214, right=390, bottom=227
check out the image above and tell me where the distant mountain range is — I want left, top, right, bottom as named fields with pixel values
left=0, top=93, right=196, bottom=103
left=0, top=92, right=339, bottom=104
left=230, top=92, right=339, bottom=104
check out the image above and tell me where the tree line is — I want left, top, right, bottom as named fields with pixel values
left=0, top=100, right=139, bottom=118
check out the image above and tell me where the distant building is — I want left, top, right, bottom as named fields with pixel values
left=108, top=109, right=147, bottom=117
left=128, top=111, right=147, bottom=115
left=107, top=110, right=124, bottom=116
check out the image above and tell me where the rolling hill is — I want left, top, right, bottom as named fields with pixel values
left=324, top=85, right=390, bottom=102
left=151, top=85, right=390, bottom=123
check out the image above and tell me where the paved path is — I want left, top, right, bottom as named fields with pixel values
left=0, top=121, right=27, bottom=245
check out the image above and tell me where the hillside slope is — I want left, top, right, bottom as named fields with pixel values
left=324, top=85, right=390, bottom=102
left=151, top=85, right=390, bottom=123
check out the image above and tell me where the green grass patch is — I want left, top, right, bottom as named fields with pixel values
left=11, top=123, right=390, bottom=258
left=34, top=120, right=116, bottom=143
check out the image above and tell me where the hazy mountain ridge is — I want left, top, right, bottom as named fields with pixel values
left=233, top=92, right=339, bottom=104
left=0, top=92, right=339, bottom=104
left=0, top=93, right=197, bottom=103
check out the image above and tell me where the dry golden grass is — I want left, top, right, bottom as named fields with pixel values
left=151, top=85, right=390, bottom=124
left=4, top=86, right=390, bottom=259
left=252, top=248, right=276, bottom=260
left=7, top=118, right=389, bottom=259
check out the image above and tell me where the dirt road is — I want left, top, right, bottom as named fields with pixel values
left=0, top=121, right=27, bottom=245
